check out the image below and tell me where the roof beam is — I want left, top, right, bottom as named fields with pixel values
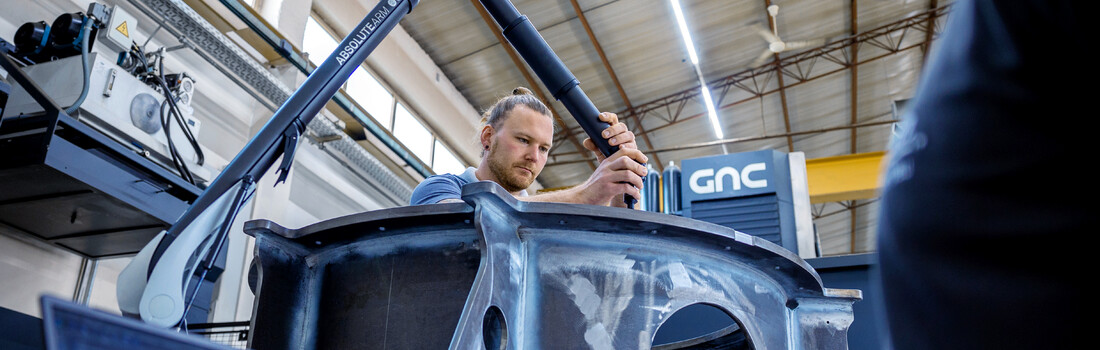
left=602, top=5, right=950, bottom=140
left=811, top=199, right=877, bottom=219
left=546, top=119, right=896, bottom=166
left=443, top=0, right=623, bottom=67
left=568, top=0, right=664, bottom=171
left=470, top=0, right=597, bottom=170
left=805, top=151, right=885, bottom=204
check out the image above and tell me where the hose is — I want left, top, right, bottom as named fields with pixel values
left=64, top=18, right=93, bottom=115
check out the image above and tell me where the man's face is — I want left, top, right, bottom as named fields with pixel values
left=484, top=105, right=554, bottom=192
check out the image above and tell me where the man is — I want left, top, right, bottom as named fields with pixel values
left=410, top=87, right=647, bottom=206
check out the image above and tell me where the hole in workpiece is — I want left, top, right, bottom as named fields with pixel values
left=652, top=303, right=753, bottom=350
left=482, top=305, right=508, bottom=350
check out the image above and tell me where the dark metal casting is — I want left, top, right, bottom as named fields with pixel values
left=245, top=182, right=860, bottom=349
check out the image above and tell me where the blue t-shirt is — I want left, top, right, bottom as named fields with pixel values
left=409, top=167, right=527, bottom=205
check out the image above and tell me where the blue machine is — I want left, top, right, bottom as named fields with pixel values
left=680, top=150, right=800, bottom=253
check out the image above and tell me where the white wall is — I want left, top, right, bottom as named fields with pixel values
left=0, top=229, right=83, bottom=316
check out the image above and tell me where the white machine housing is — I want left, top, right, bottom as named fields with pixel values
left=2, top=53, right=214, bottom=184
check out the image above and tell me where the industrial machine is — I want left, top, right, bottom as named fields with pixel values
left=4, top=53, right=211, bottom=184
left=3, top=4, right=214, bottom=186
left=0, top=2, right=221, bottom=323
left=680, top=150, right=815, bottom=256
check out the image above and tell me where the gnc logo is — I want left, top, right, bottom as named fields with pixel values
left=689, top=163, right=768, bottom=194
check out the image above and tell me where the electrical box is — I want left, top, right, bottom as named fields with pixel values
left=101, top=5, right=138, bottom=53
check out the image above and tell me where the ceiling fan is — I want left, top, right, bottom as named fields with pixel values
left=750, top=4, right=825, bottom=67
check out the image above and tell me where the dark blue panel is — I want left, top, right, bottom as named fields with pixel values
left=0, top=307, right=44, bottom=350
left=690, top=195, right=785, bottom=246
left=680, top=150, right=799, bottom=252
left=40, top=296, right=231, bottom=349
left=807, top=254, right=884, bottom=350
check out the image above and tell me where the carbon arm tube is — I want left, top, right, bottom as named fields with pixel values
left=148, top=0, right=419, bottom=267
left=478, top=0, right=639, bottom=208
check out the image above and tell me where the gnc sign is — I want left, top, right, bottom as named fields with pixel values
left=688, top=163, right=769, bottom=194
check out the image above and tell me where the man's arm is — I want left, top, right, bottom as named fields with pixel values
left=521, top=148, right=647, bottom=206
left=522, top=112, right=648, bottom=207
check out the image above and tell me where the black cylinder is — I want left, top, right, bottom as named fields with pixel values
left=13, top=21, right=49, bottom=54
left=49, top=13, right=85, bottom=46
left=662, top=161, right=681, bottom=215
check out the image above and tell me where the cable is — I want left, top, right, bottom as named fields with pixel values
left=64, top=18, right=93, bottom=115
left=161, top=100, right=195, bottom=184
left=134, top=44, right=197, bottom=184
left=131, top=42, right=207, bottom=185
left=157, top=53, right=204, bottom=166
left=178, top=177, right=255, bottom=330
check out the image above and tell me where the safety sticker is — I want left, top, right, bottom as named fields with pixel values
left=115, top=21, right=129, bottom=37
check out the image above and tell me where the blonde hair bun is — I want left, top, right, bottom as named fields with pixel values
left=512, top=87, right=533, bottom=96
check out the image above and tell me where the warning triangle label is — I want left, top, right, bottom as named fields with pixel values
left=116, top=21, right=129, bottom=38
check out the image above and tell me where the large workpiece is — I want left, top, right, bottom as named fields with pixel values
left=245, top=181, right=861, bottom=349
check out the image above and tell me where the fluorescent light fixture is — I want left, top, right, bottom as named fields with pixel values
left=670, top=0, right=699, bottom=65
left=671, top=0, right=723, bottom=140
left=701, top=85, right=724, bottom=139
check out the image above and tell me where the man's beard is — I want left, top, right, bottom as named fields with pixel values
left=487, top=144, right=536, bottom=193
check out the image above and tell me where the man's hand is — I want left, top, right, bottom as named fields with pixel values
left=572, top=147, right=648, bottom=206
left=523, top=112, right=647, bottom=207
left=582, top=112, right=638, bottom=160
left=580, top=112, right=647, bottom=207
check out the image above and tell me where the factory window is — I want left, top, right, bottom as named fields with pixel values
left=432, top=140, right=465, bottom=175
left=346, top=67, right=394, bottom=127
left=393, top=103, right=433, bottom=164
left=304, top=16, right=395, bottom=130
left=303, top=13, right=467, bottom=176
left=302, top=17, right=338, bottom=67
